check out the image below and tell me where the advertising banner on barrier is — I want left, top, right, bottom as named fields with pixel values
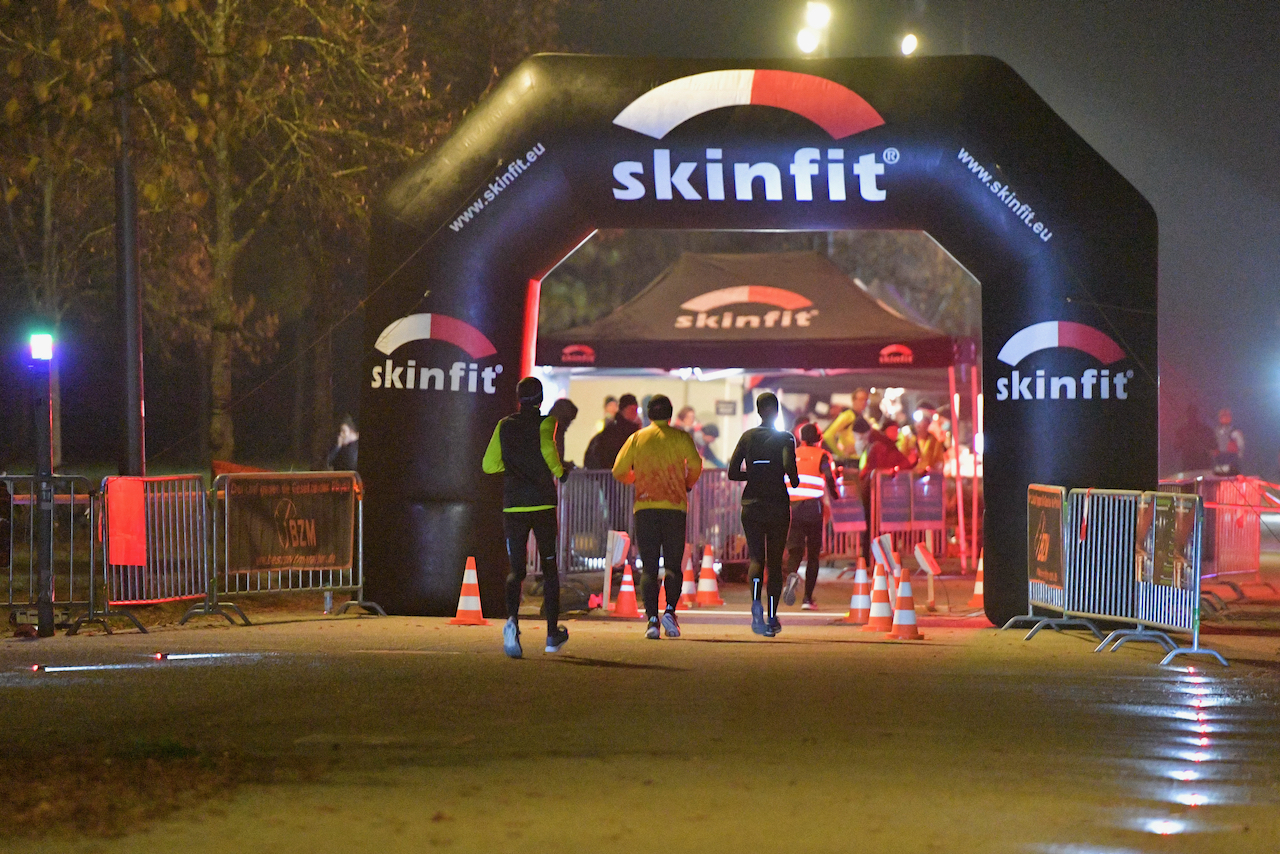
left=830, top=497, right=867, bottom=533
left=1136, top=492, right=1198, bottom=591
left=1028, top=485, right=1065, bottom=588
left=876, top=471, right=913, bottom=532
left=225, top=475, right=355, bottom=572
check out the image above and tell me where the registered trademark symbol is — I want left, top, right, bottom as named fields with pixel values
left=1126, top=370, right=1134, bottom=378
left=883, top=147, right=900, bottom=164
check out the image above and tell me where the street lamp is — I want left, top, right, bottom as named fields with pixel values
left=28, top=332, right=55, bottom=637
left=798, top=2, right=831, bottom=57
left=901, top=33, right=919, bottom=55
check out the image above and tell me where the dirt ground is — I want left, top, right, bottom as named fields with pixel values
left=4, top=570, right=1280, bottom=853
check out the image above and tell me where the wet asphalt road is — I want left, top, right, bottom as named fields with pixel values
left=4, top=610, right=1280, bottom=853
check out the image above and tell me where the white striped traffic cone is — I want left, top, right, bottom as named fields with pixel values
left=449, top=557, right=489, bottom=625
left=968, top=551, right=985, bottom=609
left=860, top=563, right=894, bottom=632
left=843, top=565, right=871, bottom=625
left=695, top=544, right=724, bottom=607
left=887, top=567, right=924, bottom=640
left=678, top=544, right=698, bottom=610
left=613, top=562, right=643, bottom=619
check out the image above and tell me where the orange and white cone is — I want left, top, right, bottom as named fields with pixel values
left=860, top=563, right=894, bottom=632
left=887, top=568, right=924, bottom=640
left=967, top=551, right=985, bottom=609
left=695, top=545, right=724, bottom=607
left=613, top=562, right=643, bottom=619
left=843, top=564, right=871, bottom=624
left=449, top=557, right=489, bottom=625
left=658, top=575, right=668, bottom=612
left=678, top=545, right=698, bottom=610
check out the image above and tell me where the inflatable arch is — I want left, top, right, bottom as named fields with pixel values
left=362, top=55, right=1157, bottom=627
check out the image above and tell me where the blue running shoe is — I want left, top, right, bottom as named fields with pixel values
left=503, top=618, right=522, bottom=659
left=751, top=599, right=766, bottom=635
left=545, top=624, right=569, bottom=653
left=764, top=617, right=782, bottom=638
left=661, top=611, right=680, bottom=638
left=645, top=617, right=661, bottom=640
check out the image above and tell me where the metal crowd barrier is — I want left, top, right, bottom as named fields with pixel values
left=184, top=471, right=383, bottom=625
left=1004, top=484, right=1226, bottom=666
left=1160, top=475, right=1267, bottom=582
left=2, top=475, right=96, bottom=630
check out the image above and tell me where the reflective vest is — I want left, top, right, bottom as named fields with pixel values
left=788, top=444, right=831, bottom=502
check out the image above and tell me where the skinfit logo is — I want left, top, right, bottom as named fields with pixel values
left=674, top=286, right=818, bottom=330
left=879, top=344, right=914, bottom=365
left=995, top=320, right=1132, bottom=402
left=611, top=69, right=891, bottom=204
left=370, top=313, right=503, bottom=395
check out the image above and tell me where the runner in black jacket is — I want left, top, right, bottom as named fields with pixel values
left=728, top=393, right=799, bottom=637
left=482, top=377, right=569, bottom=659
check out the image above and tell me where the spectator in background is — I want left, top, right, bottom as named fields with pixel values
left=899, top=401, right=948, bottom=475
left=697, top=423, right=725, bottom=468
left=1212, top=408, right=1245, bottom=475
left=594, top=395, right=618, bottom=434
left=547, top=398, right=579, bottom=469
left=326, top=415, right=359, bottom=471
left=1175, top=404, right=1215, bottom=473
left=674, top=406, right=699, bottom=434
left=584, top=393, right=640, bottom=469
left=822, top=387, right=871, bottom=461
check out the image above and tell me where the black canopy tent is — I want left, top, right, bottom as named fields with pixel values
left=537, top=251, right=959, bottom=370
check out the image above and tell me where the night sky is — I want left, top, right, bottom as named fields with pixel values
left=561, top=0, right=1280, bottom=476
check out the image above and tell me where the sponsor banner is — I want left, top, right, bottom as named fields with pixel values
left=226, top=475, right=355, bottom=572
left=995, top=321, right=1134, bottom=403
left=1027, top=485, right=1066, bottom=589
left=876, top=471, right=913, bottom=532
left=1135, top=492, right=1199, bottom=590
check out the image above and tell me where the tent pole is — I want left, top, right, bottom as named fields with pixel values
left=970, top=362, right=980, bottom=564
left=949, top=365, right=968, bottom=571
left=521, top=278, right=542, bottom=379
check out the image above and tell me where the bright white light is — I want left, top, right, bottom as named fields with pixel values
left=804, top=2, right=832, bottom=29
left=901, top=33, right=918, bottom=55
left=1174, top=792, right=1209, bottom=807
left=797, top=27, right=821, bottom=53
left=1145, top=818, right=1186, bottom=835
left=30, top=333, right=53, bottom=361
left=774, top=413, right=787, bottom=431
left=1168, top=769, right=1201, bottom=781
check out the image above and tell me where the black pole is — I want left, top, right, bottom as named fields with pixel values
left=31, top=355, right=54, bottom=637
left=114, top=36, right=145, bottom=476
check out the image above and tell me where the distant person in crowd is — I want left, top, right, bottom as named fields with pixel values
left=697, top=423, right=725, bottom=468
left=783, top=423, right=840, bottom=611
left=593, top=395, right=618, bottom=434
left=547, top=398, right=579, bottom=469
left=482, top=376, right=570, bottom=659
left=1175, top=404, right=1216, bottom=473
left=584, top=393, right=640, bottom=469
left=864, top=419, right=912, bottom=477
left=1212, top=407, right=1245, bottom=475
left=674, top=406, right=699, bottom=434
left=901, top=402, right=948, bottom=475
left=612, top=394, right=703, bottom=640
left=728, top=392, right=799, bottom=638
left=792, top=415, right=812, bottom=443
left=823, top=387, right=871, bottom=461
left=326, top=415, right=359, bottom=471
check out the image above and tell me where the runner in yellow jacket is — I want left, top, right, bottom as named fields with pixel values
left=612, top=394, right=703, bottom=639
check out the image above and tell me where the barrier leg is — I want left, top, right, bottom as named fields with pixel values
left=1161, top=646, right=1229, bottom=667
left=1020, top=616, right=1102, bottom=642
left=335, top=589, right=387, bottom=617
left=180, top=597, right=249, bottom=626
left=1095, top=625, right=1176, bottom=653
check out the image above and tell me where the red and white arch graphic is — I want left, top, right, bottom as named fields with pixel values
left=681, top=286, right=813, bottom=313
left=374, top=313, right=498, bottom=359
left=613, top=69, right=884, bottom=140
left=997, top=321, right=1125, bottom=366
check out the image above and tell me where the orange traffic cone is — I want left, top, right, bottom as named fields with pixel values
left=613, top=562, right=643, bottom=618
left=658, top=574, right=668, bottom=612
left=967, top=551, right=985, bottom=609
left=678, top=546, right=698, bottom=610
left=860, top=563, right=894, bottom=632
left=843, top=564, right=871, bottom=624
left=695, top=545, right=724, bottom=606
left=449, top=557, right=489, bottom=625
left=887, top=566, right=924, bottom=640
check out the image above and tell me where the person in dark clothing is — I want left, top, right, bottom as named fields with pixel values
left=482, top=377, right=570, bottom=659
left=1173, top=404, right=1215, bottom=473
left=326, top=415, right=359, bottom=471
left=547, top=398, right=579, bottom=467
left=858, top=419, right=912, bottom=564
left=783, top=423, right=840, bottom=610
left=728, top=392, right=799, bottom=638
left=583, top=393, right=639, bottom=469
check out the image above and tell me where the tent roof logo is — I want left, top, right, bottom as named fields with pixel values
left=681, top=286, right=813, bottom=313
left=613, top=69, right=885, bottom=140
left=997, top=321, right=1125, bottom=366
left=374, top=313, right=498, bottom=359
